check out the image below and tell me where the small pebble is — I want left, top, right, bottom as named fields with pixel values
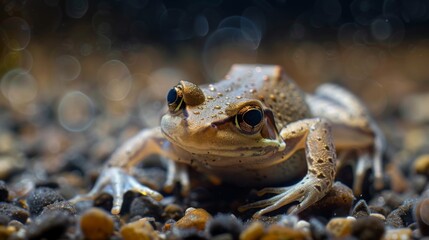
left=0, top=181, right=9, bottom=202
left=0, top=203, right=29, bottom=224
left=384, top=228, right=412, bottom=240
left=206, top=214, right=243, bottom=239
left=26, top=187, right=65, bottom=216
left=351, top=216, right=385, bottom=240
left=130, top=196, right=163, bottom=220
left=163, top=204, right=184, bottom=221
left=120, top=218, right=158, bottom=240
left=414, top=154, right=429, bottom=176
left=40, top=201, right=76, bottom=216
left=352, top=199, right=370, bottom=219
left=386, top=163, right=409, bottom=193
left=326, top=217, right=355, bottom=238
left=309, top=218, right=328, bottom=240
left=300, top=182, right=354, bottom=219
left=80, top=208, right=114, bottom=240
left=415, top=198, right=429, bottom=236
left=0, top=226, right=16, bottom=239
left=386, top=199, right=416, bottom=228
left=26, top=211, right=71, bottom=240
left=261, top=225, right=306, bottom=240
left=175, top=208, right=212, bottom=231
left=239, top=221, right=264, bottom=240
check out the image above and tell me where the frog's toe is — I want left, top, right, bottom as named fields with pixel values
left=71, top=167, right=163, bottom=215
left=164, top=161, right=190, bottom=196
left=256, top=186, right=290, bottom=196
left=240, top=176, right=331, bottom=218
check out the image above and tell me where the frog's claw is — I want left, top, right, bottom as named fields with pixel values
left=239, top=176, right=328, bottom=218
left=163, top=158, right=190, bottom=195
left=71, top=167, right=163, bottom=215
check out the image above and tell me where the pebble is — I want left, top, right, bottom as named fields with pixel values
left=80, top=208, right=114, bottom=240
left=384, top=228, right=412, bottom=240
left=261, top=225, right=307, bottom=240
left=26, top=187, right=65, bottom=216
left=326, top=217, right=355, bottom=238
left=206, top=214, right=243, bottom=239
left=130, top=196, right=163, bottom=220
left=299, top=182, right=354, bottom=219
left=239, top=221, right=264, bottom=240
left=40, top=201, right=76, bottom=216
left=386, top=163, right=409, bottom=193
left=352, top=199, right=370, bottom=218
left=351, top=216, right=385, bottom=240
left=0, top=203, right=29, bottom=224
left=0, top=181, right=9, bottom=202
left=26, top=211, right=71, bottom=240
left=386, top=199, right=416, bottom=228
left=120, top=218, right=159, bottom=240
left=414, top=154, right=429, bottom=176
left=163, top=204, right=184, bottom=221
left=309, top=218, right=328, bottom=240
left=414, top=198, right=429, bottom=236
left=175, top=208, right=212, bottom=231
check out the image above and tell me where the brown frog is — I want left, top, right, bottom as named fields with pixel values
left=73, top=65, right=384, bottom=217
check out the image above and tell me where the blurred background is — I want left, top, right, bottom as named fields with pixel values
left=1, top=0, right=429, bottom=176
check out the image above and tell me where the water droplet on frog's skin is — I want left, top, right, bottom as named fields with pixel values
left=236, top=96, right=242, bottom=99
left=218, top=111, right=223, bottom=114
left=193, top=111, right=200, bottom=114
left=209, top=85, right=216, bottom=92
left=214, top=105, right=221, bottom=109
left=217, top=92, right=223, bottom=97
left=249, top=89, right=256, bottom=93
left=211, top=114, right=217, bottom=118
left=207, top=96, right=214, bottom=100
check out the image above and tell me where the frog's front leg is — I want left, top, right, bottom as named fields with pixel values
left=239, top=118, right=336, bottom=218
left=71, top=127, right=186, bottom=215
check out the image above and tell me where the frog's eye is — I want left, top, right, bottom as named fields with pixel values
left=167, top=85, right=185, bottom=112
left=235, top=106, right=264, bottom=134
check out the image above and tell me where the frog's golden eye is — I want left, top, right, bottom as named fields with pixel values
left=235, top=106, right=264, bottom=134
left=167, top=85, right=185, bottom=112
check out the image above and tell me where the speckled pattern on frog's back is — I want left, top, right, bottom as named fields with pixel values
left=203, top=65, right=312, bottom=130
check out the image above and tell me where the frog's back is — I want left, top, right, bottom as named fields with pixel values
left=223, top=64, right=311, bottom=130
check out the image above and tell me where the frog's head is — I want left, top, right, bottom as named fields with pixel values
left=160, top=80, right=285, bottom=164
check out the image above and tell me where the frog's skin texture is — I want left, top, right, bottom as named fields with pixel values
left=72, top=65, right=385, bottom=217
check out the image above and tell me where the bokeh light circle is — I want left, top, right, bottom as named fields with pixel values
left=58, top=91, right=95, bottom=132
left=97, top=60, right=133, bottom=101
left=1, top=68, right=38, bottom=105
left=0, top=17, right=31, bottom=51
left=54, top=55, right=81, bottom=82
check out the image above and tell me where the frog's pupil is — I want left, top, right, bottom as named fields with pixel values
left=167, top=88, right=177, bottom=104
left=243, top=109, right=262, bottom=126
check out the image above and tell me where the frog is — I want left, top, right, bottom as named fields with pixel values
left=72, top=64, right=385, bottom=218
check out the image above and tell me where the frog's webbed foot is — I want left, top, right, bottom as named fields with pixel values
left=71, top=167, right=163, bottom=215
left=239, top=175, right=329, bottom=218
left=163, top=158, right=190, bottom=195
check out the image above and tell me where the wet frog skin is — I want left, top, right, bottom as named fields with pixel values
left=73, top=65, right=385, bottom=217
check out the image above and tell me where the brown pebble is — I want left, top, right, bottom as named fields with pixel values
left=415, top=198, right=429, bottom=236
left=239, top=221, right=265, bottom=240
left=80, top=208, right=114, bottom=240
left=386, top=163, right=408, bottom=193
left=261, top=225, right=306, bottom=240
left=175, top=208, right=212, bottom=231
left=414, top=155, right=429, bottom=176
left=162, top=204, right=183, bottom=221
left=120, top=218, right=158, bottom=240
left=299, top=182, right=354, bottom=219
left=384, top=228, right=412, bottom=240
left=326, top=217, right=355, bottom=238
